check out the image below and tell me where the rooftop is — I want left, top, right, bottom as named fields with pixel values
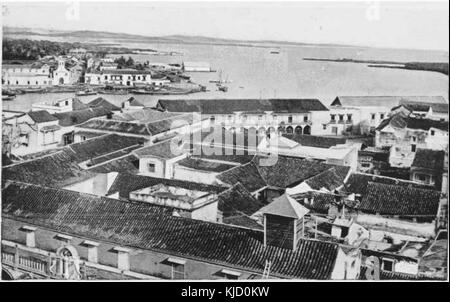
left=216, top=161, right=267, bottom=193
left=106, top=173, right=226, bottom=199
left=157, top=98, right=328, bottom=114
left=358, top=182, right=441, bottom=216
left=331, top=96, right=447, bottom=108
left=411, top=149, right=445, bottom=171
left=344, top=172, right=435, bottom=196
left=53, top=107, right=111, bottom=127
left=2, top=134, right=145, bottom=187
left=376, top=114, right=448, bottom=132
left=2, top=181, right=340, bottom=279
left=87, top=97, right=121, bottom=111
left=176, top=157, right=236, bottom=173
left=27, top=110, right=58, bottom=123
left=258, top=194, right=310, bottom=219
left=282, top=134, right=347, bottom=148
left=133, top=139, right=185, bottom=159
left=397, top=99, right=449, bottom=114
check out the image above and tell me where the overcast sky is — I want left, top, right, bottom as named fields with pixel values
left=2, top=1, right=449, bottom=51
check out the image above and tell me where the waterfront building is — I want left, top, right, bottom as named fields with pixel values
left=84, top=69, right=169, bottom=86
left=52, top=59, right=72, bottom=85
left=182, top=61, right=211, bottom=72
left=328, top=96, right=447, bottom=135
left=2, top=62, right=52, bottom=87
left=156, top=98, right=330, bottom=136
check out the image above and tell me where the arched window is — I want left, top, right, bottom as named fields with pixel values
left=286, top=126, right=294, bottom=134
left=303, top=125, right=311, bottom=135
left=295, top=126, right=302, bottom=134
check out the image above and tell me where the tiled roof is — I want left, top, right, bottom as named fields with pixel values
left=107, top=173, right=226, bottom=199
left=77, top=119, right=151, bottom=136
left=53, top=107, right=111, bottom=126
left=331, top=96, right=447, bottom=108
left=411, top=149, right=445, bottom=171
left=291, top=191, right=337, bottom=214
left=72, top=98, right=89, bottom=111
left=89, top=155, right=140, bottom=174
left=87, top=97, right=121, bottom=111
left=358, top=182, right=441, bottom=216
left=254, top=155, right=349, bottom=189
left=2, top=134, right=146, bottom=187
left=377, top=114, right=448, bottom=132
left=304, top=167, right=347, bottom=191
left=282, top=134, right=347, bottom=148
left=218, top=183, right=265, bottom=229
left=157, top=98, right=328, bottom=114
left=177, top=157, right=235, bottom=173
left=111, top=108, right=180, bottom=123
left=124, top=97, right=145, bottom=107
left=218, top=183, right=265, bottom=216
left=133, top=139, right=184, bottom=159
left=398, top=99, right=449, bottom=113
left=217, top=161, right=267, bottom=193
left=89, top=69, right=153, bottom=75
left=359, top=266, right=440, bottom=280
left=259, top=194, right=309, bottom=219
left=27, top=110, right=58, bottom=123
left=344, top=172, right=435, bottom=196
left=2, top=182, right=340, bottom=279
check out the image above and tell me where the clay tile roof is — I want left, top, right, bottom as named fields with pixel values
left=2, top=181, right=340, bottom=279
left=358, top=182, right=441, bottom=216
left=282, top=134, right=347, bottom=148
left=259, top=194, right=310, bottom=219
left=157, top=98, right=328, bottom=114
left=411, top=149, right=445, bottom=171
left=217, top=161, right=267, bottom=193
left=133, top=140, right=183, bottom=159
left=27, top=110, right=58, bottom=123
left=87, top=97, right=121, bottom=111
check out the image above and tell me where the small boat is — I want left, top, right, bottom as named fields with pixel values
left=270, top=49, right=280, bottom=54
left=21, top=87, right=47, bottom=93
left=76, top=90, right=97, bottom=96
left=2, top=95, right=16, bottom=101
left=98, top=90, right=128, bottom=95
left=218, top=85, right=228, bottom=92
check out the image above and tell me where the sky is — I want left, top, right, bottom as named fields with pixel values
left=2, top=1, right=449, bottom=51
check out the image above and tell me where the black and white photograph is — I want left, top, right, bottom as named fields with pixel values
left=0, top=0, right=448, bottom=285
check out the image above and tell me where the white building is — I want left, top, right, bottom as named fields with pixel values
left=183, top=62, right=211, bottom=72
left=327, top=96, right=448, bottom=135
left=85, top=69, right=168, bottom=86
left=2, top=63, right=52, bottom=87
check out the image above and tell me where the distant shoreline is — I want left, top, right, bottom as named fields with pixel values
left=303, top=58, right=449, bottom=75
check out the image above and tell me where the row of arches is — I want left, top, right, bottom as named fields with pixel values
left=227, top=125, right=311, bottom=135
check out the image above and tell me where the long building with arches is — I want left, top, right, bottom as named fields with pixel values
left=156, top=98, right=331, bottom=136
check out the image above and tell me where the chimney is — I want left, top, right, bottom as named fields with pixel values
left=260, top=194, right=309, bottom=251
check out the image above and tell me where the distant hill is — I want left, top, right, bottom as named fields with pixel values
left=2, top=26, right=359, bottom=49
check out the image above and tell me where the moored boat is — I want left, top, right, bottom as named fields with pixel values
left=2, top=95, right=16, bottom=101
left=75, top=90, right=97, bottom=96
left=21, top=87, right=47, bottom=93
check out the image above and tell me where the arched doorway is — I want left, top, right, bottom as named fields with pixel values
left=286, top=126, right=293, bottom=134
left=277, top=126, right=285, bottom=134
left=295, top=126, right=303, bottom=134
left=303, top=125, right=311, bottom=135
left=59, top=77, right=64, bottom=85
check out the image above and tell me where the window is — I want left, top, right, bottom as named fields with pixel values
left=210, top=116, right=215, bottom=124
left=431, top=130, right=435, bottom=136
left=288, top=116, right=293, bottom=123
left=330, top=114, right=336, bottom=121
left=242, top=115, right=247, bottom=122
left=272, top=115, right=277, bottom=121
left=382, top=259, right=394, bottom=272
left=361, top=163, right=371, bottom=168
left=258, top=115, right=263, bottom=121
left=347, top=114, right=352, bottom=121
left=148, top=163, right=156, bottom=173
left=303, top=115, right=308, bottom=122
left=166, top=258, right=186, bottom=279
left=339, top=114, right=344, bottom=122
left=81, top=136, right=87, bottom=141
left=227, top=115, right=233, bottom=121
left=412, top=136, right=416, bottom=142
left=411, top=144, right=416, bottom=152
left=380, top=113, right=385, bottom=120
left=54, top=233, right=73, bottom=244
left=322, top=124, right=327, bottom=130
left=219, top=269, right=241, bottom=280
left=371, top=114, right=376, bottom=120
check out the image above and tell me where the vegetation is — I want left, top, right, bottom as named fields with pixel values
left=2, top=39, right=79, bottom=60
left=114, top=56, right=146, bottom=70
